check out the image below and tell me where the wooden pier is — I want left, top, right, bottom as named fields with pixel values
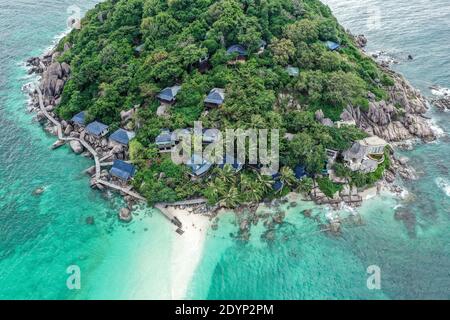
left=36, top=86, right=145, bottom=201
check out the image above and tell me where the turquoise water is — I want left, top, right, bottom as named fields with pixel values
left=0, top=0, right=449, bottom=299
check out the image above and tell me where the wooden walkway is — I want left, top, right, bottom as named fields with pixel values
left=154, top=204, right=183, bottom=229
left=154, top=198, right=208, bottom=233
left=158, top=198, right=207, bottom=207
left=36, top=86, right=145, bottom=202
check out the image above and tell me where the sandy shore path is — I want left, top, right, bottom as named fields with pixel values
left=167, top=208, right=211, bottom=299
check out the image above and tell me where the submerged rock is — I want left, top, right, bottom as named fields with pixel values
left=86, top=216, right=95, bottom=225
left=119, top=208, right=132, bottom=222
left=302, top=209, right=312, bottom=218
left=32, top=187, right=45, bottom=196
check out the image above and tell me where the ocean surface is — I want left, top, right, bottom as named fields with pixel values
left=0, top=0, right=449, bottom=299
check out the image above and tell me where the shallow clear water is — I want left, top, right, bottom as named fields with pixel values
left=0, top=0, right=449, bottom=299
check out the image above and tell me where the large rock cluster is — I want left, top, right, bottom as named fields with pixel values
left=340, top=71, right=436, bottom=143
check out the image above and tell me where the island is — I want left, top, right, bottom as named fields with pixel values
left=26, top=0, right=436, bottom=226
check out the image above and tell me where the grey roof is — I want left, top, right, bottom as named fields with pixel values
left=71, top=111, right=86, bottom=126
left=86, top=121, right=109, bottom=136
left=110, top=160, right=136, bottom=181
left=343, top=142, right=366, bottom=161
left=226, top=44, right=247, bottom=56
left=157, top=85, right=181, bottom=102
left=155, top=130, right=173, bottom=145
left=204, top=88, right=225, bottom=105
left=361, top=159, right=379, bottom=173
left=134, top=44, right=145, bottom=53
left=344, top=136, right=388, bottom=161
left=218, top=154, right=244, bottom=172
left=286, top=66, right=299, bottom=77
left=203, top=129, right=220, bottom=143
left=109, top=128, right=135, bottom=145
left=187, top=154, right=212, bottom=176
left=326, top=41, right=341, bottom=51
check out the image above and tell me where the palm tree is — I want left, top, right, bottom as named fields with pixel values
left=218, top=164, right=236, bottom=185
left=280, top=166, right=296, bottom=187
left=256, top=172, right=274, bottom=192
left=220, top=186, right=240, bottom=208
left=247, top=180, right=264, bottom=203
left=240, top=174, right=264, bottom=203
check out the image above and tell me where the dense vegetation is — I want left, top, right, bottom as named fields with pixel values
left=56, top=0, right=393, bottom=206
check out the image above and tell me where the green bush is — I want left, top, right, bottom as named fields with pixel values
left=317, top=177, right=343, bottom=198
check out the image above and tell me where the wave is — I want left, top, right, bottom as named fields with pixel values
left=435, top=177, right=450, bottom=197
left=428, top=117, right=446, bottom=138
left=430, top=85, right=450, bottom=98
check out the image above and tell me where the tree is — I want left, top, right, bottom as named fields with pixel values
left=269, top=37, right=296, bottom=66
left=279, top=166, right=296, bottom=187
left=284, top=19, right=319, bottom=44
left=297, top=177, right=314, bottom=194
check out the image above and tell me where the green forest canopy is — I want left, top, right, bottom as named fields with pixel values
left=55, top=0, right=392, bottom=206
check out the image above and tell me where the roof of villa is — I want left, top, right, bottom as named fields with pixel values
left=326, top=41, right=341, bottom=51
left=157, top=85, right=181, bottom=102
left=187, top=154, right=213, bottom=176
left=226, top=44, right=247, bottom=56
left=204, top=88, right=225, bottom=105
left=286, top=66, right=300, bottom=77
left=218, top=154, right=244, bottom=172
left=110, top=160, right=136, bottom=181
left=109, top=128, right=135, bottom=145
left=86, top=121, right=109, bottom=136
left=155, top=130, right=173, bottom=144
left=71, top=111, right=86, bottom=126
left=294, top=165, right=307, bottom=179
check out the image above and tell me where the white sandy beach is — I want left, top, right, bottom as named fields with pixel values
left=166, top=207, right=212, bottom=299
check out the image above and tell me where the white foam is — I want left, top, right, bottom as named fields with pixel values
left=399, top=188, right=410, bottom=200
left=430, top=85, right=450, bottom=97
left=428, top=117, right=445, bottom=138
left=435, top=177, right=450, bottom=197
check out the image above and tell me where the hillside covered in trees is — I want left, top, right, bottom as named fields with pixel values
left=55, top=0, right=395, bottom=206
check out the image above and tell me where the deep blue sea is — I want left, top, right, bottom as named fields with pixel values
left=0, top=0, right=449, bottom=299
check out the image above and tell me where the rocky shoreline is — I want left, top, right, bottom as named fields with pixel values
left=25, top=47, right=141, bottom=222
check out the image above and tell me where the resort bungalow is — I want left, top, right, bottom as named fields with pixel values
left=134, top=44, right=144, bottom=55
left=110, top=160, right=136, bottom=182
left=202, top=128, right=220, bottom=144
left=173, top=128, right=192, bottom=143
left=226, top=44, right=248, bottom=64
left=294, top=165, right=307, bottom=180
left=155, top=129, right=174, bottom=151
left=204, top=88, right=225, bottom=108
left=326, top=41, right=341, bottom=51
left=187, top=154, right=213, bottom=177
left=343, top=136, right=388, bottom=173
left=109, top=128, right=135, bottom=147
left=272, top=173, right=284, bottom=193
left=71, top=111, right=86, bottom=127
left=85, top=121, right=109, bottom=138
left=257, top=40, right=267, bottom=54
left=286, top=66, right=300, bottom=77
left=218, top=154, right=244, bottom=173
left=156, top=85, right=181, bottom=105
